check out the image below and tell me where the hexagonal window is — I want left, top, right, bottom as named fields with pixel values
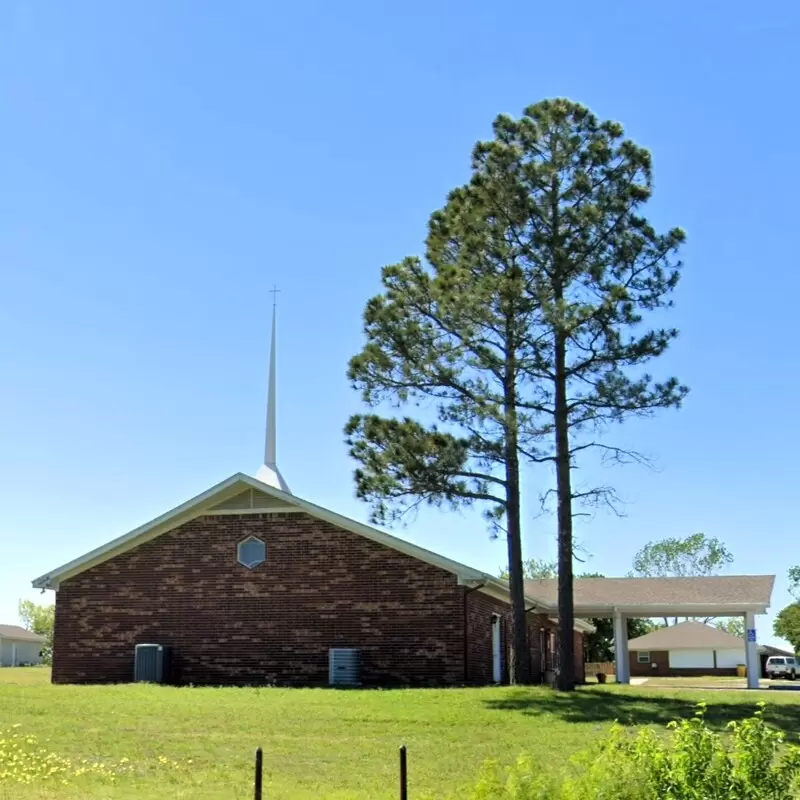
left=237, top=536, right=266, bottom=569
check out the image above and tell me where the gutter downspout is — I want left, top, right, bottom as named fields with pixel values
left=463, top=583, right=486, bottom=684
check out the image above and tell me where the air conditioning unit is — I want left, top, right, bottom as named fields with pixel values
left=328, top=648, right=361, bottom=687
left=134, top=644, right=172, bottom=683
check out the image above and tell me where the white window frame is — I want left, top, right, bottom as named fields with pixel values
left=637, top=651, right=650, bottom=663
left=237, top=536, right=266, bottom=569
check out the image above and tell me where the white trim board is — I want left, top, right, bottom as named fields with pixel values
left=203, top=508, right=305, bottom=516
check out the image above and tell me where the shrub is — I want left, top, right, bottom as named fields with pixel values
left=464, top=703, right=800, bottom=800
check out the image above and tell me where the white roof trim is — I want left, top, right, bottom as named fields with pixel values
left=33, top=473, right=550, bottom=609
left=598, top=603, right=769, bottom=616
left=31, top=474, right=254, bottom=589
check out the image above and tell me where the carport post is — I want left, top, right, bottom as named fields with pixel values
left=744, top=611, right=759, bottom=689
left=613, top=611, right=630, bottom=684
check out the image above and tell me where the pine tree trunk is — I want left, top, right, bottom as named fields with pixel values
left=503, top=309, right=531, bottom=686
left=504, top=448, right=531, bottom=684
left=549, top=163, right=575, bottom=692
left=554, top=325, right=575, bottom=691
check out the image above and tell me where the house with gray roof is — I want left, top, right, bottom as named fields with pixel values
left=627, top=621, right=748, bottom=677
left=0, top=625, right=46, bottom=667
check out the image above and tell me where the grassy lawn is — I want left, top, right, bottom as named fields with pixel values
left=636, top=676, right=759, bottom=689
left=2, top=668, right=800, bottom=799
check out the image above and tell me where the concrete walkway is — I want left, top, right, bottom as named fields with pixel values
left=630, top=677, right=649, bottom=686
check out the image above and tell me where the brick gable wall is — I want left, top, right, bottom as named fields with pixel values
left=52, top=512, right=467, bottom=686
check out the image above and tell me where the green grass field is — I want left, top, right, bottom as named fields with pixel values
left=2, top=668, right=800, bottom=799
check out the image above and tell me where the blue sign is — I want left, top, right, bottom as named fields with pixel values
left=747, top=629, right=756, bottom=642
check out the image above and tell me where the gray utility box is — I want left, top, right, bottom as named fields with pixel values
left=134, top=643, right=172, bottom=683
left=328, top=648, right=361, bottom=686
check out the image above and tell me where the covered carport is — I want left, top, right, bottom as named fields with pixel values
left=525, top=575, right=775, bottom=689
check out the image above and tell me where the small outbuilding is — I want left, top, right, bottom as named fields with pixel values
left=628, top=621, right=746, bottom=677
left=0, top=625, right=46, bottom=666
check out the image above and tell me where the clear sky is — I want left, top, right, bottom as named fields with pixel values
left=1, top=1, right=797, bottom=648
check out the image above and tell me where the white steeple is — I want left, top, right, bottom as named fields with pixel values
left=255, top=289, right=291, bottom=493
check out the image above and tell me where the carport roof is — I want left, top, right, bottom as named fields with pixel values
left=524, top=575, right=775, bottom=617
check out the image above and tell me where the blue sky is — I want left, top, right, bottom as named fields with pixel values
left=1, top=1, right=797, bottom=648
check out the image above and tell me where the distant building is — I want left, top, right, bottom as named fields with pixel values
left=627, top=621, right=748, bottom=676
left=0, top=625, right=46, bottom=666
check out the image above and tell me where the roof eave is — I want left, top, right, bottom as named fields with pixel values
left=574, top=603, right=770, bottom=617
left=30, top=472, right=495, bottom=592
left=548, top=615, right=595, bottom=634
left=31, top=473, right=264, bottom=589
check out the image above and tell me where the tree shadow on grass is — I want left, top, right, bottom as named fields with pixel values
left=483, top=688, right=800, bottom=738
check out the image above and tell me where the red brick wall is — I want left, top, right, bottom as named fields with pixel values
left=629, top=650, right=738, bottom=678
left=53, top=512, right=468, bottom=686
left=463, top=603, right=583, bottom=685
left=464, top=591, right=512, bottom=684
left=524, top=617, right=584, bottom=684
left=574, top=630, right=585, bottom=683
left=527, top=613, right=549, bottom=681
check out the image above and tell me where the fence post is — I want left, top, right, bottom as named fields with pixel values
left=399, top=745, right=407, bottom=800
left=254, top=746, right=263, bottom=800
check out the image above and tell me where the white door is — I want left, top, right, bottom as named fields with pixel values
left=491, top=614, right=502, bottom=683
left=11, top=643, right=17, bottom=667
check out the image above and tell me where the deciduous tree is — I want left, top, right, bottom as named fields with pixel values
left=18, top=599, right=54, bottom=664
left=788, top=566, right=800, bottom=600
left=631, top=533, right=733, bottom=625
left=714, top=617, right=745, bottom=639
left=499, top=558, right=558, bottom=581
left=774, top=603, right=800, bottom=654
left=632, top=533, right=733, bottom=580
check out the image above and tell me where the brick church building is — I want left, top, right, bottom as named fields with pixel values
left=32, top=310, right=590, bottom=687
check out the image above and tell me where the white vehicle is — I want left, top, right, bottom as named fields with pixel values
left=765, top=655, right=798, bottom=680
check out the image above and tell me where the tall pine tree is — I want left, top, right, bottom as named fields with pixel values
left=346, top=249, right=540, bottom=683
left=347, top=99, right=687, bottom=689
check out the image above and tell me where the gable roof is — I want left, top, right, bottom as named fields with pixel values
left=760, top=644, right=796, bottom=658
left=30, top=473, right=527, bottom=607
left=524, top=575, right=774, bottom=616
left=31, top=474, right=600, bottom=633
left=627, top=621, right=746, bottom=650
left=0, top=624, right=46, bottom=642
